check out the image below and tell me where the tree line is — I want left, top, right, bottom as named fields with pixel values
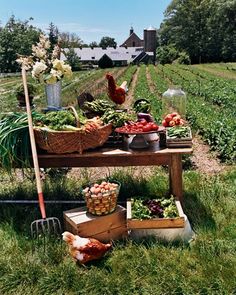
left=157, top=0, right=236, bottom=64
left=0, top=16, right=117, bottom=73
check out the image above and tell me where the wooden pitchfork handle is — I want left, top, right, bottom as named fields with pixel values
left=22, top=67, right=46, bottom=219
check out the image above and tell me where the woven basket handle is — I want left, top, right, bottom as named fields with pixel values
left=64, top=106, right=80, bottom=128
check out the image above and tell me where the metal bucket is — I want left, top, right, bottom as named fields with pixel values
left=45, top=80, right=62, bottom=108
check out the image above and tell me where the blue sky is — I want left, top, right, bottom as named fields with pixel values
left=0, top=0, right=171, bottom=45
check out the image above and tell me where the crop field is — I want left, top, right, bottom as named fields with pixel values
left=0, top=64, right=236, bottom=294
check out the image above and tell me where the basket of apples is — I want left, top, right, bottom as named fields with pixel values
left=162, top=112, right=185, bottom=127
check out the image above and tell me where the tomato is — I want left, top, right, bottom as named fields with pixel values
left=150, top=123, right=159, bottom=130
left=139, top=119, right=147, bottom=126
left=136, top=123, right=144, bottom=129
left=142, top=124, right=152, bottom=132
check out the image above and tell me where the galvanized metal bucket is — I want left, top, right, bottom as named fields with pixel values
left=45, top=80, right=62, bottom=108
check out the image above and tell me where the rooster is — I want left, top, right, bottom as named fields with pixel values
left=62, top=231, right=112, bottom=264
left=106, top=73, right=128, bottom=105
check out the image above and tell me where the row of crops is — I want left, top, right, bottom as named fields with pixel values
left=133, top=65, right=162, bottom=120
left=148, top=64, right=236, bottom=163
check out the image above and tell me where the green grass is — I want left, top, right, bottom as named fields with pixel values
left=0, top=168, right=236, bottom=294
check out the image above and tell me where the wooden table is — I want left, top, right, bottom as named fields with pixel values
left=37, top=142, right=192, bottom=203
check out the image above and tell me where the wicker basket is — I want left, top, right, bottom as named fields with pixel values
left=82, top=181, right=120, bottom=216
left=34, top=106, right=112, bottom=154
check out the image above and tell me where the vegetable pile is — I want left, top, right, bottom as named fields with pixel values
left=101, top=109, right=135, bottom=128
left=162, top=112, right=185, bottom=127
left=131, top=196, right=178, bottom=219
left=34, top=110, right=104, bottom=133
left=115, top=119, right=159, bottom=134
left=84, top=98, right=134, bottom=128
left=167, top=126, right=191, bottom=139
left=84, top=99, right=114, bottom=115
left=37, top=110, right=77, bottom=131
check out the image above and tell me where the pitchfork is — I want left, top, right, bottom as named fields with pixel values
left=22, top=68, right=62, bottom=247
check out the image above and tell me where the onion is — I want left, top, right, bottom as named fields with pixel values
left=137, top=113, right=154, bottom=122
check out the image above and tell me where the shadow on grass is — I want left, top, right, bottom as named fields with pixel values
left=183, top=191, right=217, bottom=231
left=0, top=203, right=74, bottom=235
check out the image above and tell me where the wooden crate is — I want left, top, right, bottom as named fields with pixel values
left=166, top=127, right=192, bottom=148
left=63, top=205, right=127, bottom=242
left=127, top=200, right=185, bottom=229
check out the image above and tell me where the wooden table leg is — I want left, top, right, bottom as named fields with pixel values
left=169, top=154, right=183, bottom=203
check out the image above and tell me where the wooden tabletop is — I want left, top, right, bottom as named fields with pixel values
left=37, top=142, right=193, bottom=168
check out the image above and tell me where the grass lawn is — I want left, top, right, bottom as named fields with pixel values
left=0, top=167, right=236, bottom=295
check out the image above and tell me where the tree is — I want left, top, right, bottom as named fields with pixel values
left=89, top=41, right=99, bottom=48
left=158, top=0, right=236, bottom=63
left=64, top=48, right=81, bottom=71
left=59, top=32, right=84, bottom=48
left=0, top=15, right=40, bottom=72
left=99, top=36, right=117, bottom=49
left=48, top=22, right=59, bottom=49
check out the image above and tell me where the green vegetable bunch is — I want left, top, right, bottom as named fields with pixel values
left=84, top=99, right=114, bottom=115
left=167, top=126, right=191, bottom=138
left=101, top=109, right=135, bottom=128
left=0, top=112, right=44, bottom=172
left=38, top=110, right=76, bottom=130
left=132, top=199, right=151, bottom=220
left=133, top=99, right=151, bottom=113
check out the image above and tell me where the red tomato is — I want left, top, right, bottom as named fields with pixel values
left=142, top=124, right=152, bottom=132
left=150, top=123, right=159, bottom=130
left=136, top=123, right=144, bottom=129
left=139, top=119, right=147, bottom=126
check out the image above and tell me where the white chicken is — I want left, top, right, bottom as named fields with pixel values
left=62, top=231, right=112, bottom=264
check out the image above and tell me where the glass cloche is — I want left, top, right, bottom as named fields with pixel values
left=162, top=86, right=186, bottom=119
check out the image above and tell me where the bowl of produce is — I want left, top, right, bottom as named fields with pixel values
left=82, top=180, right=120, bottom=216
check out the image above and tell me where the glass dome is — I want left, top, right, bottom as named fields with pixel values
left=162, top=86, right=186, bottom=119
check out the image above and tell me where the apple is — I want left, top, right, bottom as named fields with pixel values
left=164, top=114, right=173, bottom=123
left=162, top=119, right=168, bottom=127
left=169, top=120, right=175, bottom=127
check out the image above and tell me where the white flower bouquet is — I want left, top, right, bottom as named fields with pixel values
left=17, top=34, right=72, bottom=84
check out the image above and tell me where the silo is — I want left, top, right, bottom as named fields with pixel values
left=144, top=26, right=157, bottom=63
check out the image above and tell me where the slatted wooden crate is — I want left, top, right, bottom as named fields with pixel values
left=63, top=205, right=127, bottom=242
left=127, top=200, right=185, bottom=229
left=166, top=127, right=193, bottom=148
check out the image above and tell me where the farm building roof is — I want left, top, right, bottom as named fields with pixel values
left=61, top=47, right=144, bottom=63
